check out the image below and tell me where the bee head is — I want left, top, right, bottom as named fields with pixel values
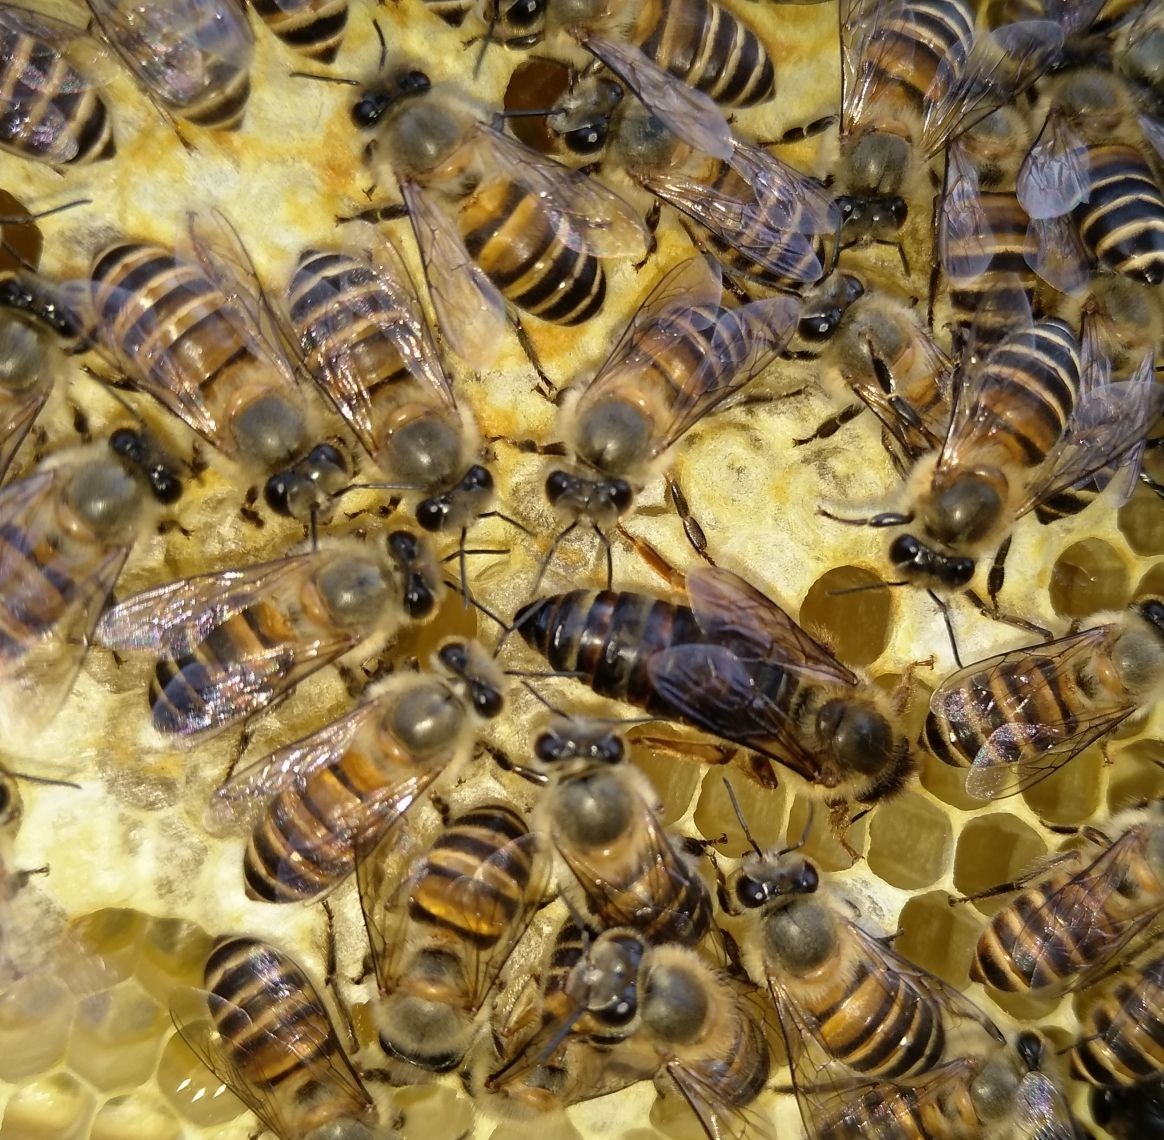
left=352, top=69, right=431, bottom=129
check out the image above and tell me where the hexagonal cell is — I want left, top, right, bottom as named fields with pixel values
left=788, top=794, right=862, bottom=872
left=1134, top=562, right=1164, bottom=602
left=693, top=767, right=786, bottom=859
left=1021, top=743, right=1105, bottom=825
left=628, top=731, right=709, bottom=828
left=650, top=1087, right=710, bottom=1140
left=0, top=1071, right=95, bottom=1139
left=799, top=565, right=893, bottom=668
left=1119, top=486, right=1164, bottom=556
left=62, top=910, right=147, bottom=994
left=0, top=190, right=44, bottom=274
left=894, top=891, right=984, bottom=991
left=1107, top=740, right=1164, bottom=811
left=0, top=971, right=73, bottom=1081
left=867, top=790, right=953, bottom=889
left=67, top=982, right=169, bottom=1091
left=155, top=1029, right=246, bottom=1127
left=89, top=1096, right=181, bottom=1140
left=394, top=1085, right=476, bottom=1140
left=135, top=916, right=214, bottom=1006
left=953, top=814, right=1047, bottom=915
left=917, top=745, right=982, bottom=812
left=1049, top=540, right=1130, bottom=621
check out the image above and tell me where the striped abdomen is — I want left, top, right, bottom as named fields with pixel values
left=0, top=28, right=115, bottom=164
left=149, top=602, right=296, bottom=735
left=204, top=937, right=367, bottom=1120
left=250, top=0, right=348, bottom=63
left=409, top=803, right=536, bottom=947
left=1071, top=951, right=1164, bottom=1086
left=636, top=0, right=774, bottom=107
left=540, top=922, right=642, bottom=1042
left=689, top=994, right=770, bottom=1110
left=1075, top=145, right=1164, bottom=285
left=459, top=180, right=605, bottom=324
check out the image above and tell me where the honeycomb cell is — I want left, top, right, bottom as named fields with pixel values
left=867, top=790, right=953, bottom=889
left=1134, top=562, right=1164, bottom=601
left=917, top=746, right=982, bottom=812
left=0, top=191, right=44, bottom=274
left=88, top=1096, right=181, bottom=1140
left=798, top=565, right=893, bottom=667
left=1118, top=487, right=1164, bottom=557
left=134, top=917, right=214, bottom=1006
left=1049, top=540, right=1131, bottom=620
left=0, top=1072, right=95, bottom=1140
left=1021, top=743, right=1105, bottom=825
left=894, top=891, right=984, bottom=991
left=1107, top=740, right=1164, bottom=810
left=692, top=767, right=786, bottom=859
left=155, top=1030, right=246, bottom=1127
left=953, top=814, right=1047, bottom=914
left=64, top=911, right=147, bottom=992
left=629, top=732, right=708, bottom=828
left=788, top=794, right=862, bottom=872
left=0, top=972, right=72, bottom=1082
left=651, top=1090, right=712, bottom=1140
left=67, top=983, right=168, bottom=1091
left=394, top=1085, right=475, bottom=1140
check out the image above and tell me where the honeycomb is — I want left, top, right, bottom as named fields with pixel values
left=0, top=1, right=1162, bottom=1138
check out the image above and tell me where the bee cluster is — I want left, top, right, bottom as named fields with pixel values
left=1, top=0, right=1164, bottom=1138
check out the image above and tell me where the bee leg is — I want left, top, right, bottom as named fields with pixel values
left=486, top=434, right=567, bottom=457
left=615, top=526, right=687, bottom=589
left=239, top=486, right=265, bottom=529
left=947, top=849, right=1079, bottom=904
left=792, top=402, right=866, bottom=447
left=889, top=655, right=935, bottom=715
left=336, top=202, right=408, bottom=225
left=634, top=202, right=661, bottom=272
left=320, top=898, right=361, bottom=1054
left=510, top=316, right=556, bottom=399
left=962, top=588, right=1052, bottom=640
left=757, top=116, right=837, bottom=145
left=665, top=474, right=716, bottom=565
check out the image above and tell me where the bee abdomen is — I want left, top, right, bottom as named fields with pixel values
left=250, top=0, right=348, bottom=63
left=1075, top=145, right=1164, bottom=285
left=865, top=0, right=974, bottom=113
left=0, top=521, right=74, bottom=646
left=1071, top=952, right=1164, bottom=1086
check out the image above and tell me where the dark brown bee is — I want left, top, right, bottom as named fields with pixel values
left=0, top=5, right=115, bottom=165
left=358, top=800, right=547, bottom=1078
left=210, top=640, right=504, bottom=903
left=176, top=936, right=382, bottom=1140
left=515, top=567, right=915, bottom=809
left=249, top=0, right=348, bottom=63
left=85, top=0, right=254, bottom=131
left=94, top=530, right=441, bottom=739
left=926, top=601, right=1164, bottom=799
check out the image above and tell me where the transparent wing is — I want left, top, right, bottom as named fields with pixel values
left=1017, top=110, right=1089, bottom=221
left=1014, top=1072, right=1080, bottom=1137
left=665, top=1049, right=776, bottom=1140
left=0, top=385, right=48, bottom=483
left=577, top=33, right=733, bottom=160
left=1140, top=115, right=1164, bottom=164
left=728, top=142, right=841, bottom=236
left=938, top=143, right=991, bottom=280
left=93, top=550, right=319, bottom=655
left=403, top=179, right=508, bottom=371
left=840, top=0, right=916, bottom=139
left=1024, top=215, right=1091, bottom=295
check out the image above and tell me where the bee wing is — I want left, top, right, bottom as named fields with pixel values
left=0, top=385, right=49, bottom=482
left=1024, top=215, right=1091, bottom=296
left=402, top=179, right=508, bottom=371
left=1043, top=0, right=1106, bottom=36
left=1014, top=1072, right=1080, bottom=1136
left=938, top=143, right=992, bottom=280
left=685, top=566, right=860, bottom=684
left=840, top=0, right=914, bottom=140
left=477, top=122, right=649, bottom=259
left=920, top=20, right=1064, bottom=155
left=1017, top=110, right=1089, bottom=221
left=728, top=142, right=841, bottom=236
left=1140, top=115, right=1164, bottom=164
left=576, top=33, right=733, bottom=160
left=663, top=1055, right=776, bottom=1140
left=93, top=550, right=319, bottom=656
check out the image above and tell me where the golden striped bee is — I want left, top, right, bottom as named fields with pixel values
left=84, top=0, right=254, bottom=131
left=836, top=0, right=1062, bottom=253
left=285, top=225, right=494, bottom=538
left=489, top=923, right=774, bottom=1140
left=351, top=67, right=647, bottom=370
left=0, top=4, right=116, bottom=165
left=209, top=639, right=505, bottom=903
left=964, top=801, right=1164, bottom=994
left=175, top=935, right=384, bottom=1140
left=516, top=716, right=713, bottom=945
left=0, top=441, right=181, bottom=737
left=515, top=567, right=916, bottom=811
left=1073, top=948, right=1164, bottom=1088
left=358, top=800, right=548, bottom=1079
left=249, top=0, right=348, bottom=63
left=543, top=255, right=798, bottom=584
left=93, top=529, right=441, bottom=739
left=926, top=601, right=1164, bottom=799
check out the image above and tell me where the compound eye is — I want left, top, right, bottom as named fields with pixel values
left=149, top=468, right=183, bottom=505
left=534, top=731, right=567, bottom=763
left=404, top=573, right=435, bottom=619
left=415, top=495, right=448, bottom=532
left=437, top=640, right=468, bottom=674
left=473, top=682, right=504, bottom=719
left=402, top=70, right=432, bottom=94
left=735, top=874, right=768, bottom=909
left=387, top=529, right=420, bottom=562
left=889, top=197, right=908, bottom=226
left=563, top=122, right=607, bottom=154
left=464, top=464, right=493, bottom=492
left=597, top=734, right=625, bottom=764
left=263, top=472, right=293, bottom=516
left=506, top=0, right=544, bottom=27
left=945, top=557, right=975, bottom=588
left=797, top=863, right=819, bottom=893
left=109, top=427, right=144, bottom=463
left=309, top=442, right=346, bottom=472
left=888, top=533, right=923, bottom=568
left=608, top=479, right=633, bottom=514
left=545, top=469, right=574, bottom=503
left=351, top=93, right=389, bottom=128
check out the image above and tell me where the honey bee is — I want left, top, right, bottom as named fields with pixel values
left=249, top=0, right=348, bottom=63
left=0, top=310, right=55, bottom=484
left=796, top=1030, right=1079, bottom=1140
left=84, top=0, right=254, bottom=131
left=209, top=639, right=505, bottom=903
left=357, top=800, right=548, bottom=1078
left=962, top=801, right=1164, bottom=995
left=721, top=801, right=1002, bottom=1087
left=925, top=601, right=1164, bottom=799
left=1092, top=1074, right=1164, bottom=1139
left=542, top=255, right=798, bottom=584
left=107, top=425, right=184, bottom=505
left=0, top=4, right=116, bottom=165
left=285, top=225, right=494, bottom=538
left=0, top=440, right=181, bottom=736
left=176, top=935, right=384, bottom=1140
left=515, top=567, right=916, bottom=810
left=1072, top=948, right=1164, bottom=1087
left=489, top=923, right=774, bottom=1140
left=1085, top=275, right=1164, bottom=377
left=93, top=529, right=441, bottom=739
left=836, top=0, right=1062, bottom=253
left=513, top=716, right=712, bottom=944
left=1117, top=1, right=1164, bottom=114
left=351, top=67, right=647, bottom=370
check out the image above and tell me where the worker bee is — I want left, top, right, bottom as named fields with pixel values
left=963, top=800, right=1164, bottom=994
left=926, top=601, right=1164, bottom=799
left=249, top=0, right=348, bottom=63
left=542, top=255, right=798, bottom=585
left=1117, top=1, right=1164, bottom=114
left=1092, top=1075, right=1164, bottom=1139
left=0, top=5, right=116, bottom=165
left=84, top=0, right=254, bottom=131
left=514, top=567, right=916, bottom=811
left=1072, top=948, right=1164, bottom=1087
left=285, top=224, right=494, bottom=539
left=93, top=529, right=441, bottom=739
left=795, top=1030, right=1079, bottom=1140
left=0, top=439, right=182, bottom=737
left=721, top=802, right=1002, bottom=1087
left=357, top=800, right=548, bottom=1078
left=509, top=716, right=713, bottom=945
left=836, top=0, right=1062, bottom=253
left=176, top=935, right=384, bottom=1140
left=351, top=67, right=647, bottom=370
left=489, top=923, right=774, bottom=1140
left=209, top=638, right=505, bottom=903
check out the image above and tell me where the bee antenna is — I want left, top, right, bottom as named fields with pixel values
left=287, top=70, right=361, bottom=85
left=827, top=579, right=906, bottom=597
left=3, top=769, right=81, bottom=790
left=780, top=805, right=814, bottom=856
left=308, top=506, right=319, bottom=553
left=723, top=779, right=764, bottom=859
left=440, top=578, right=511, bottom=635
left=373, top=18, right=388, bottom=72
left=472, top=16, right=497, bottom=80
left=479, top=509, right=534, bottom=536
left=927, top=589, right=963, bottom=670
left=0, top=198, right=92, bottom=225
left=519, top=679, right=567, bottom=716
